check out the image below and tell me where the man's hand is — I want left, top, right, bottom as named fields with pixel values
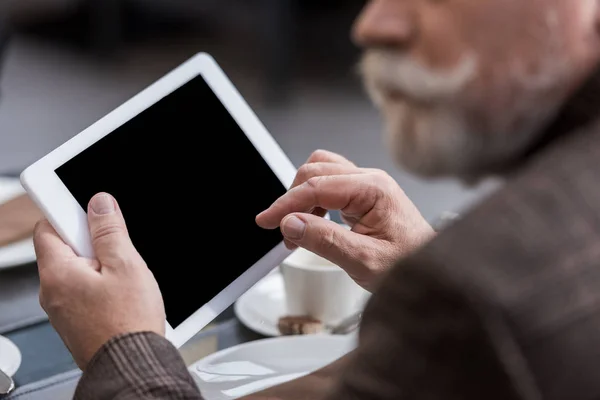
left=34, top=193, right=165, bottom=369
left=256, top=150, right=434, bottom=290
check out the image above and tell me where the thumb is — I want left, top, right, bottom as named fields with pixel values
left=88, top=193, right=136, bottom=267
left=280, top=213, right=373, bottom=278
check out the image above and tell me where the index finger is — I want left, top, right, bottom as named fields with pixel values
left=33, top=219, right=77, bottom=271
left=257, top=174, right=381, bottom=229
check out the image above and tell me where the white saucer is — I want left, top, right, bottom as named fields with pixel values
left=189, top=334, right=356, bottom=400
left=0, top=177, right=36, bottom=270
left=234, top=271, right=286, bottom=337
left=0, top=335, right=21, bottom=377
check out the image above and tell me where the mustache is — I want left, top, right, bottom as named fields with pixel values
left=359, top=50, right=478, bottom=104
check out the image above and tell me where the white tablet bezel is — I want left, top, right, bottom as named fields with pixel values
left=21, top=52, right=297, bottom=348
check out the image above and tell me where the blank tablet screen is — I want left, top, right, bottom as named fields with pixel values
left=55, top=75, right=286, bottom=327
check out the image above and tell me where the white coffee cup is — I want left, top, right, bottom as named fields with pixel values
left=280, top=247, right=369, bottom=326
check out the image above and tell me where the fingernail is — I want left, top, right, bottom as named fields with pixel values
left=90, top=194, right=115, bottom=215
left=282, top=216, right=306, bottom=240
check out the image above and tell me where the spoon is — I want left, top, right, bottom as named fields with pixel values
left=0, top=367, right=14, bottom=396
left=327, top=312, right=362, bottom=335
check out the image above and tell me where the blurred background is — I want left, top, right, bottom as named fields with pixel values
left=0, top=0, right=497, bottom=221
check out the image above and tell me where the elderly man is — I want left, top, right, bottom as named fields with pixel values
left=33, top=0, right=600, bottom=398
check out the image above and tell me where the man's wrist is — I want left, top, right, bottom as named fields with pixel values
left=83, top=331, right=158, bottom=371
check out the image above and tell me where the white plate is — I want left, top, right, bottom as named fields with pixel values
left=234, top=271, right=286, bottom=337
left=0, top=177, right=25, bottom=205
left=189, top=334, right=356, bottom=400
left=0, top=335, right=21, bottom=377
left=0, top=238, right=36, bottom=270
left=0, top=177, right=36, bottom=270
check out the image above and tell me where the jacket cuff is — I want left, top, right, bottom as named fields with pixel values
left=74, top=332, right=199, bottom=399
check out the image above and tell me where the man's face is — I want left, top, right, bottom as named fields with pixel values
left=355, top=0, right=600, bottom=180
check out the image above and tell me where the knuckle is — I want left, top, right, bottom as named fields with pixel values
left=305, top=176, right=326, bottom=204
left=296, top=164, right=315, bottom=183
left=39, top=279, right=64, bottom=313
left=353, top=247, right=383, bottom=286
left=42, top=295, right=64, bottom=314
left=306, top=176, right=324, bottom=189
left=355, top=245, right=377, bottom=267
left=369, top=169, right=392, bottom=184
left=104, top=250, right=136, bottom=269
left=357, top=179, right=381, bottom=205
left=317, top=227, right=338, bottom=252
left=308, top=149, right=330, bottom=163
left=365, top=173, right=394, bottom=200
left=374, top=169, right=391, bottom=179
left=38, top=288, right=46, bottom=309
left=92, top=222, right=126, bottom=244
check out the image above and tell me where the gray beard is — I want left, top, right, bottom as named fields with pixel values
left=381, top=97, right=564, bottom=185
left=381, top=70, right=600, bottom=185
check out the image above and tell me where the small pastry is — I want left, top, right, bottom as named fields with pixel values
left=277, top=315, right=324, bottom=335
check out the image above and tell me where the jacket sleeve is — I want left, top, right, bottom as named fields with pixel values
left=323, top=254, right=537, bottom=400
left=74, top=332, right=203, bottom=400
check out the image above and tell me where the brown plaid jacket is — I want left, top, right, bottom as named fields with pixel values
left=75, top=123, right=600, bottom=399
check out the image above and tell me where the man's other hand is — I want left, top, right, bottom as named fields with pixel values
left=34, top=193, right=165, bottom=369
left=257, top=150, right=434, bottom=291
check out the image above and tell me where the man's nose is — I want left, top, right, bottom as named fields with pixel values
left=352, top=0, right=417, bottom=49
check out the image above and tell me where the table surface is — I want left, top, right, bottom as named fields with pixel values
left=4, top=305, right=266, bottom=391
left=5, top=322, right=77, bottom=388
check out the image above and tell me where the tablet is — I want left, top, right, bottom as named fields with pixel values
left=21, top=53, right=297, bottom=348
